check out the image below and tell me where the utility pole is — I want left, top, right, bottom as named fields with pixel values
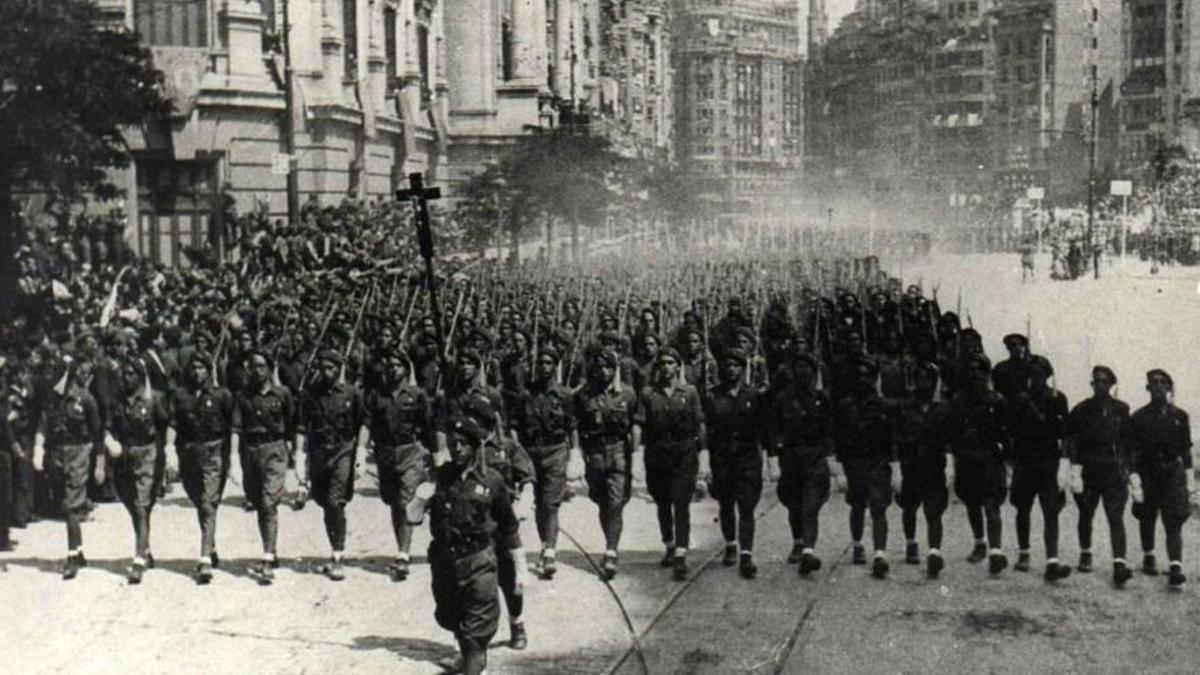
left=1086, top=5, right=1100, bottom=279
left=282, top=0, right=300, bottom=223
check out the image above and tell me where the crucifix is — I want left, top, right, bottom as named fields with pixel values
left=398, top=172, right=446, bottom=364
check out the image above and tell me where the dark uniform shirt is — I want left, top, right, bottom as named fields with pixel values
left=1065, top=396, right=1131, bottom=469
left=41, top=384, right=102, bottom=449
left=172, top=383, right=236, bottom=443
left=704, top=384, right=765, bottom=455
left=769, top=384, right=831, bottom=452
left=1128, top=403, right=1192, bottom=472
left=893, top=399, right=949, bottom=468
left=633, top=383, right=704, bottom=446
left=944, top=390, right=1008, bottom=462
left=1007, top=387, right=1068, bottom=466
left=300, top=382, right=364, bottom=446
left=831, top=391, right=894, bottom=462
left=481, top=435, right=535, bottom=491
left=234, top=384, right=297, bottom=442
left=991, top=358, right=1032, bottom=403
left=111, top=391, right=170, bottom=446
left=429, top=463, right=521, bottom=559
left=520, top=380, right=576, bottom=447
left=365, top=383, right=431, bottom=447
left=573, top=383, right=637, bottom=450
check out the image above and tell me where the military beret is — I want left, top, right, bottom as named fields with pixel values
left=1028, top=355, right=1053, bottom=377
left=458, top=393, right=496, bottom=427
left=1147, top=369, right=1174, bottom=388
left=244, top=350, right=272, bottom=367
left=457, top=349, right=483, bottom=368
left=187, top=351, right=212, bottom=368
left=1092, top=365, right=1117, bottom=383
left=316, top=349, right=343, bottom=366
left=965, top=354, right=992, bottom=372
left=960, top=328, right=982, bottom=343
left=734, top=326, right=756, bottom=343
left=657, top=347, right=681, bottom=364
left=792, top=352, right=819, bottom=372
left=451, top=416, right=486, bottom=445
left=598, top=330, right=624, bottom=345
left=382, top=348, right=411, bottom=366
left=589, top=347, right=618, bottom=368
left=722, top=348, right=749, bottom=365
left=1003, top=333, right=1029, bottom=348
left=537, top=344, right=560, bottom=363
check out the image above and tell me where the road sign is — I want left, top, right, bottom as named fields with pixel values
left=1026, top=186, right=1045, bottom=200
left=1111, top=180, right=1133, bottom=196
left=272, top=153, right=292, bottom=176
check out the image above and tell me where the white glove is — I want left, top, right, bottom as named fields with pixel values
left=944, top=455, right=955, bottom=490
left=1129, top=473, right=1144, bottom=504
left=827, top=456, right=848, bottom=494
left=1004, top=464, right=1014, bottom=491
left=164, top=442, right=179, bottom=476
left=698, top=449, right=712, bottom=483
left=766, top=456, right=781, bottom=482
left=566, top=449, right=585, bottom=482
left=33, top=439, right=46, bottom=472
left=1055, top=458, right=1071, bottom=493
left=511, top=548, right=529, bottom=594
left=407, top=482, right=435, bottom=524
left=889, top=461, right=903, bottom=494
left=104, top=432, right=123, bottom=460
left=1069, top=463, right=1084, bottom=495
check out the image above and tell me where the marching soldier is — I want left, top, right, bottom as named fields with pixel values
left=106, top=357, right=171, bottom=584
left=296, top=349, right=366, bottom=581
left=1128, top=369, right=1193, bottom=586
left=830, top=356, right=900, bottom=579
left=634, top=348, right=708, bottom=581
left=893, top=362, right=952, bottom=577
left=362, top=349, right=432, bottom=581
left=168, top=351, right=236, bottom=584
left=1007, top=356, right=1072, bottom=581
left=232, top=350, right=294, bottom=581
left=31, top=353, right=105, bottom=580
left=1064, top=365, right=1134, bottom=586
left=704, top=348, right=768, bottom=578
left=992, top=334, right=1034, bottom=402
left=413, top=416, right=527, bottom=675
left=516, top=345, right=576, bottom=579
left=944, top=355, right=1010, bottom=574
left=769, top=353, right=832, bottom=576
left=572, top=346, right=638, bottom=579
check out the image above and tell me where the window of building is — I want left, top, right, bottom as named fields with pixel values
left=135, top=159, right=215, bottom=267
left=343, top=0, right=358, bottom=80
left=134, top=0, right=209, bottom=47
left=384, top=6, right=398, bottom=84
left=418, top=24, right=431, bottom=107
left=501, top=19, right=515, bottom=80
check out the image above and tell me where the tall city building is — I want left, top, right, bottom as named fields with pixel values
left=672, top=0, right=806, bottom=222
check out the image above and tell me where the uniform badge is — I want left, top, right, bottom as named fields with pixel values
left=474, top=483, right=489, bottom=497
left=205, top=399, right=213, bottom=408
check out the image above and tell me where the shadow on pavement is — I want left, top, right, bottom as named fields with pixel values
left=350, top=635, right=457, bottom=670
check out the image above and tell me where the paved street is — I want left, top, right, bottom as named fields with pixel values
left=4, top=252, right=1200, bottom=674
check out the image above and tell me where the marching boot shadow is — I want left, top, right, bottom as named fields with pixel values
left=350, top=635, right=458, bottom=671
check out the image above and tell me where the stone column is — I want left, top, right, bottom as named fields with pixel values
left=444, top=0, right=494, bottom=112
left=512, top=0, right=546, bottom=84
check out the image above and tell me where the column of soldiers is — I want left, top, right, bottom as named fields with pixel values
left=0, top=254, right=1195, bottom=675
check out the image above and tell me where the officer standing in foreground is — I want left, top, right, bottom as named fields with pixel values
left=572, top=346, right=638, bottom=580
left=768, top=353, right=832, bottom=577
left=830, top=356, right=900, bottom=579
left=414, top=416, right=526, bottom=675
left=362, top=349, right=432, bottom=581
left=1064, top=365, right=1134, bottom=586
left=106, top=357, right=171, bottom=584
left=1007, top=356, right=1072, bottom=581
left=893, top=362, right=952, bottom=578
left=296, top=349, right=366, bottom=581
left=634, top=348, right=708, bottom=581
left=232, top=350, right=294, bottom=582
left=518, top=345, right=576, bottom=579
left=32, top=354, right=105, bottom=580
left=1128, top=369, right=1193, bottom=586
left=704, top=348, right=767, bottom=579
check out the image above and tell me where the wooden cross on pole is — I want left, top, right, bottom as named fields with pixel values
left=398, top=172, right=446, bottom=362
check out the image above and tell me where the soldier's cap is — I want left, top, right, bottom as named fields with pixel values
left=382, top=348, right=411, bottom=367
left=244, top=349, right=272, bottom=367
left=119, top=356, right=148, bottom=377
left=589, top=346, right=618, bottom=369
left=1028, top=355, right=1053, bottom=377
left=536, top=344, right=560, bottom=363
left=960, top=328, right=982, bottom=343
left=734, top=326, right=756, bottom=343
left=598, top=330, right=623, bottom=346
left=657, top=347, right=681, bottom=365
left=965, top=354, right=992, bottom=372
left=187, top=351, right=212, bottom=369
left=792, top=352, right=819, bottom=372
left=722, top=348, right=749, bottom=365
left=316, top=349, right=343, bottom=367
left=1003, top=333, right=1029, bottom=348
left=457, top=349, right=483, bottom=368
left=459, top=394, right=495, bottom=428
left=1091, top=365, right=1117, bottom=384
left=451, top=415, right=486, bottom=445
left=1147, top=369, right=1174, bottom=388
